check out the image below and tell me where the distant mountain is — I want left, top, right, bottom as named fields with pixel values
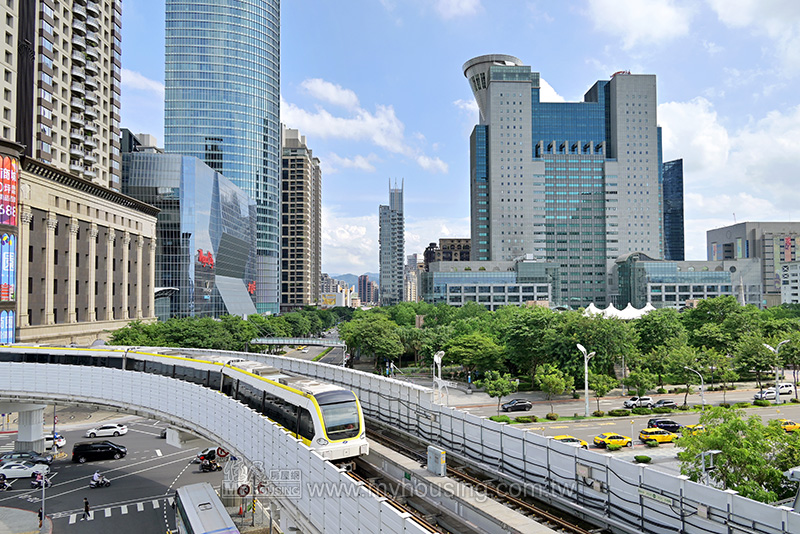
left=330, top=272, right=379, bottom=288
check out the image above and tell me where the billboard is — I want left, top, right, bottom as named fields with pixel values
left=0, top=157, right=17, bottom=226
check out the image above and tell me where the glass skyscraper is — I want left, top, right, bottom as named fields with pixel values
left=662, top=159, right=685, bottom=261
left=164, top=0, right=280, bottom=314
left=464, top=55, right=669, bottom=308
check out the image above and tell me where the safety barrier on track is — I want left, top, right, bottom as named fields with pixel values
left=0, top=361, right=432, bottom=534
left=172, top=348, right=800, bottom=534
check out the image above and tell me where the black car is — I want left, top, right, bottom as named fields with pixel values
left=0, top=451, right=53, bottom=465
left=653, top=399, right=678, bottom=409
left=71, top=441, right=127, bottom=463
left=647, top=418, right=682, bottom=433
left=501, top=399, right=533, bottom=412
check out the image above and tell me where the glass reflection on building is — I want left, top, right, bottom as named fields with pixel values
left=123, top=153, right=257, bottom=319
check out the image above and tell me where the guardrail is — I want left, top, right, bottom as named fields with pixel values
left=172, top=348, right=798, bottom=534
left=0, top=361, right=430, bottom=534
left=251, top=337, right=344, bottom=347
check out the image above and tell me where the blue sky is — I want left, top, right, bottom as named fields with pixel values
left=120, top=0, right=800, bottom=275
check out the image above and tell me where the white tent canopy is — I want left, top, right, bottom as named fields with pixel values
left=582, top=302, right=655, bottom=319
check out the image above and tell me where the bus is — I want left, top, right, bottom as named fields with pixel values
left=174, top=482, right=239, bottom=534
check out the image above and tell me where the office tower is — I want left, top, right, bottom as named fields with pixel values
left=165, top=0, right=281, bottom=314
left=16, top=0, right=123, bottom=190
left=464, top=55, right=665, bottom=307
left=707, top=222, right=800, bottom=308
left=379, top=182, right=404, bottom=306
left=423, top=238, right=471, bottom=270
left=358, top=274, right=372, bottom=305
left=404, top=254, right=420, bottom=303
left=122, top=131, right=257, bottom=320
left=280, top=126, right=322, bottom=312
left=662, top=159, right=684, bottom=261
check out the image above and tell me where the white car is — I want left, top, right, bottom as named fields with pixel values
left=623, top=396, right=654, bottom=408
left=84, top=424, right=128, bottom=438
left=44, top=433, right=66, bottom=450
left=0, top=460, right=50, bottom=479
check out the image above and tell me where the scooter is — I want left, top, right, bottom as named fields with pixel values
left=0, top=480, right=11, bottom=491
left=89, top=476, right=111, bottom=488
left=31, top=477, right=51, bottom=489
left=200, top=461, right=222, bottom=472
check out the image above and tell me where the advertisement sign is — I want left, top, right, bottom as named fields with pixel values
left=786, top=236, right=793, bottom=263
left=0, top=234, right=13, bottom=301
left=0, top=157, right=17, bottom=226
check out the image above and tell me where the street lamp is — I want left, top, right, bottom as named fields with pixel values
left=684, top=366, right=705, bottom=410
left=764, top=340, right=790, bottom=405
left=577, top=344, right=596, bottom=418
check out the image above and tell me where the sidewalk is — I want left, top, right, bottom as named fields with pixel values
left=0, top=507, right=52, bottom=534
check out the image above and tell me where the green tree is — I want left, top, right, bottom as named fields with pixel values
left=734, top=334, right=777, bottom=390
left=445, top=332, right=503, bottom=375
left=779, top=333, right=800, bottom=401
left=622, top=369, right=657, bottom=397
left=535, top=363, right=574, bottom=414
left=666, top=344, right=703, bottom=407
left=477, top=370, right=519, bottom=415
left=503, top=306, right=558, bottom=381
left=678, top=407, right=800, bottom=502
left=634, top=308, right=687, bottom=355
left=339, top=314, right=403, bottom=371
left=588, top=372, right=618, bottom=412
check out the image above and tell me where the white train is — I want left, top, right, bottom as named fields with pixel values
left=0, top=346, right=369, bottom=461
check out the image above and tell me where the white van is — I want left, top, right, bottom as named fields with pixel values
left=754, top=383, right=795, bottom=400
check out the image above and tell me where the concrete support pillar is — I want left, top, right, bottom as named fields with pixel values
left=149, top=238, right=156, bottom=318
left=67, top=218, right=79, bottom=323
left=18, top=208, right=32, bottom=327
left=121, top=232, right=130, bottom=320
left=88, top=225, right=98, bottom=322
left=44, top=213, right=57, bottom=325
left=106, top=229, right=115, bottom=320
left=136, top=235, right=144, bottom=319
left=12, top=405, right=46, bottom=453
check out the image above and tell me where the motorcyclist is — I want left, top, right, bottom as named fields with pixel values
left=201, top=458, right=210, bottom=471
left=92, top=471, right=101, bottom=483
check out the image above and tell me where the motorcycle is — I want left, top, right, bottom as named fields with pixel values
left=0, top=480, right=10, bottom=491
left=200, top=460, right=222, bottom=472
left=31, top=477, right=51, bottom=489
left=89, top=476, right=111, bottom=489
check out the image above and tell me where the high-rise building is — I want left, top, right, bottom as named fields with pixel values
left=379, top=182, right=404, bottom=306
left=707, top=222, right=800, bottom=308
left=358, top=274, right=373, bottom=305
left=423, top=238, right=471, bottom=271
left=280, top=126, right=322, bottom=313
left=464, top=55, right=665, bottom=308
left=16, top=0, right=123, bottom=190
left=122, top=131, right=258, bottom=320
left=164, top=0, right=281, bottom=314
left=662, top=159, right=684, bottom=261
left=404, top=254, right=420, bottom=303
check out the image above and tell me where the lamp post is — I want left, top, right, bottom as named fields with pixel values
left=764, top=340, right=790, bottom=405
left=684, top=366, right=705, bottom=410
left=577, top=344, right=596, bottom=418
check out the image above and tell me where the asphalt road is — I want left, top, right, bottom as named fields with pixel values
left=0, top=418, right=224, bottom=533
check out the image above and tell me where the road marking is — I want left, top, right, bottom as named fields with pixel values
left=69, top=514, right=76, bottom=524
left=550, top=425, right=568, bottom=429
left=87, top=511, right=94, bottom=521
left=137, top=502, right=144, bottom=512
left=598, top=422, right=617, bottom=426
left=104, top=508, right=112, bottom=517
left=152, top=499, right=160, bottom=509
left=156, top=449, right=162, bottom=457
left=120, top=505, right=128, bottom=514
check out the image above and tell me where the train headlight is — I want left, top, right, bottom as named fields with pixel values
left=316, top=438, right=329, bottom=446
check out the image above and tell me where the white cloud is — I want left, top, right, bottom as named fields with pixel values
left=658, top=97, right=730, bottom=173
left=708, top=0, right=800, bottom=75
left=434, top=0, right=481, bottom=19
left=282, top=79, right=448, bottom=173
left=300, top=78, right=360, bottom=111
left=323, top=153, right=379, bottom=174
left=585, top=0, right=694, bottom=49
left=539, top=78, right=565, bottom=102
left=453, top=98, right=479, bottom=114
left=121, top=69, right=164, bottom=97
left=321, top=208, right=379, bottom=274
left=405, top=217, right=470, bottom=256
left=702, top=40, right=724, bottom=55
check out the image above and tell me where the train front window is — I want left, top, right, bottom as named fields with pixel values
left=319, top=402, right=359, bottom=440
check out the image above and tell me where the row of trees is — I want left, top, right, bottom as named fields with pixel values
left=108, top=307, right=352, bottom=351
left=338, top=297, right=800, bottom=399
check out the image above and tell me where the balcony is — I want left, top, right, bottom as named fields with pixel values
left=86, top=16, right=100, bottom=32
left=84, top=122, right=97, bottom=134
left=70, top=128, right=83, bottom=142
left=70, top=98, right=85, bottom=111
left=71, top=50, right=86, bottom=66
left=86, top=1, right=100, bottom=17
left=86, top=31, right=99, bottom=46
left=84, top=76, right=98, bottom=91
left=83, top=167, right=97, bottom=179
left=83, top=106, right=98, bottom=121
left=71, top=35, right=85, bottom=50
left=85, top=61, right=99, bottom=77
left=70, top=82, right=85, bottom=96
left=71, top=19, right=86, bottom=35
left=86, top=45, right=99, bottom=61
left=70, top=144, right=83, bottom=158
left=83, top=151, right=97, bottom=165
left=69, top=161, right=83, bottom=173
left=83, top=135, right=97, bottom=149
left=84, top=91, right=98, bottom=105
left=70, top=66, right=85, bottom=80
left=72, top=4, right=86, bottom=19
left=70, top=114, right=84, bottom=127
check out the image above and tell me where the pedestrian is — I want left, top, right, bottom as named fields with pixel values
left=81, top=497, right=89, bottom=521
left=37, top=507, right=42, bottom=528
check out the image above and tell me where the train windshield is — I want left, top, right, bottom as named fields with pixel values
left=319, top=402, right=360, bottom=440
left=316, top=390, right=360, bottom=440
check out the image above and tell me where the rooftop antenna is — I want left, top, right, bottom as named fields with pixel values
left=733, top=213, right=737, bottom=223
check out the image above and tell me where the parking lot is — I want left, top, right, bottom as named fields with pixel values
left=0, top=416, right=224, bottom=533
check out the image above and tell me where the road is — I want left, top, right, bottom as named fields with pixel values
left=0, top=418, right=224, bottom=533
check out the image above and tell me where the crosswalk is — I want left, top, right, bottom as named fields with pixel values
left=50, top=496, right=174, bottom=524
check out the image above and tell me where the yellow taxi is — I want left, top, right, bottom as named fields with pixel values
left=780, top=419, right=800, bottom=432
left=683, top=424, right=705, bottom=435
left=594, top=432, right=632, bottom=448
left=552, top=435, right=588, bottom=449
left=639, top=428, right=677, bottom=443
